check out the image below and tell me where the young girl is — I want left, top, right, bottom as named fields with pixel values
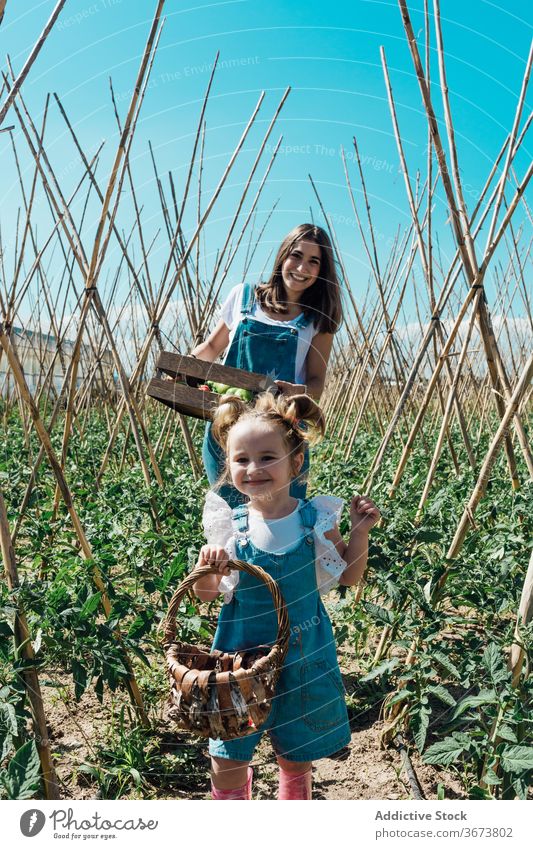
left=192, top=392, right=380, bottom=800
left=190, top=223, right=343, bottom=508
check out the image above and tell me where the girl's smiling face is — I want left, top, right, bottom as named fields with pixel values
left=281, top=239, right=322, bottom=300
left=227, top=420, right=303, bottom=502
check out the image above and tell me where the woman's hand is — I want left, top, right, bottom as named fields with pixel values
left=195, top=544, right=232, bottom=577
left=274, top=379, right=307, bottom=397
left=349, top=495, right=381, bottom=534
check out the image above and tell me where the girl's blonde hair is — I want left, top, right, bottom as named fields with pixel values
left=211, top=391, right=326, bottom=484
left=255, top=223, right=342, bottom=334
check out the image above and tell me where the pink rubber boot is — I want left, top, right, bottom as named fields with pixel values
left=211, top=766, right=253, bottom=800
left=278, top=765, right=312, bottom=800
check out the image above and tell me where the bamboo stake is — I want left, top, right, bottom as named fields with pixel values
left=368, top=15, right=533, bottom=493
left=480, top=40, right=533, bottom=263
left=414, top=294, right=479, bottom=520
left=398, top=0, right=533, bottom=483
left=381, top=45, right=476, bottom=469
left=0, top=0, right=67, bottom=128
left=52, top=8, right=166, bottom=505
left=444, top=351, right=533, bottom=566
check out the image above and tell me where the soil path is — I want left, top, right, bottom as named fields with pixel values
left=42, top=671, right=465, bottom=801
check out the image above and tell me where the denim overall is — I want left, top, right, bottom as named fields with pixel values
left=208, top=499, right=351, bottom=763
left=202, top=281, right=311, bottom=508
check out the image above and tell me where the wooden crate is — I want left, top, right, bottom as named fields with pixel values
left=146, top=351, right=278, bottom=421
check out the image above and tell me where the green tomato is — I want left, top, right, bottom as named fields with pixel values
left=224, top=386, right=241, bottom=395
left=234, top=388, right=253, bottom=401
left=212, top=382, right=230, bottom=394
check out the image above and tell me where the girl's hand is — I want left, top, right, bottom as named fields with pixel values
left=195, top=544, right=232, bottom=577
left=274, top=379, right=307, bottom=397
left=349, top=495, right=381, bottom=534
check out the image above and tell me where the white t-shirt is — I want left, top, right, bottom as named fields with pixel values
left=202, top=490, right=348, bottom=603
left=217, top=283, right=318, bottom=384
left=243, top=498, right=305, bottom=554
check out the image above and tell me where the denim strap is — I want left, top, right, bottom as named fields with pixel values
left=240, top=281, right=312, bottom=329
left=240, top=280, right=256, bottom=316
left=299, top=499, right=317, bottom=536
left=292, top=311, right=312, bottom=329
left=231, top=504, right=249, bottom=547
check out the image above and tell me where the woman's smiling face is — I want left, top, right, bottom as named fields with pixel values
left=227, top=420, right=303, bottom=501
left=280, top=239, right=322, bottom=300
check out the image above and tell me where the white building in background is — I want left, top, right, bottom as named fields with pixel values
left=0, top=326, right=114, bottom=396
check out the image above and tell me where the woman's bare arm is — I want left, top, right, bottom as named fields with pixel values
left=190, top=318, right=230, bottom=362
left=303, top=332, right=334, bottom=400
left=274, top=332, right=334, bottom=399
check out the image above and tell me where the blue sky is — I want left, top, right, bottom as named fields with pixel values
left=1, top=0, right=531, bottom=331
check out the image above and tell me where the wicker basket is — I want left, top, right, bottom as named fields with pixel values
left=162, top=559, right=290, bottom=740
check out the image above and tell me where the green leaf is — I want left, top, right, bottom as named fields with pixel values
left=94, top=675, right=104, bottom=704
left=427, top=685, right=456, bottom=707
left=432, top=651, right=461, bottom=680
left=2, top=740, right=41, bottom=799
left=80, top=592, right=102, bottom=618
left=469, top=785, right=492, bottom=800
left=31, top=629, right=42, bottom=655
left=360, top=657, right=400, bottom=682
left=452, top=690, right=498, bottom=719
left=499, top=745, right=533, bottom=774
left=129, top=767, right=142, bottom=786
left=423, top=734, right=470, bottom=766
left=415, top=529, right=442, bottom=543
left=1, top=702, right=18, bottom=736
left=482, top=768, right=502, bottom=786
left=384, top=580, right=402, bottom=603
left=386, top=689, right=413, bottom=708
left=412, top=706, right=431, bottom=751
left=497, top=725, right=517, bottom=744
left=71, top=659, right=88, bottom=701
left=0, top=621, right=13, bottom=637
left=512, top=775, right=529, bottom=799
left=127, top=613, right=152, bottom=640
left=482, top=643, right=508, bottom=685
left=1, top=732, right=12, bottom=761
left=361, top=601, right=394, bottom=626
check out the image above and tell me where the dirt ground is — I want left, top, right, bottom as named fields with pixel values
left=41, top=664, right=466, bottom=801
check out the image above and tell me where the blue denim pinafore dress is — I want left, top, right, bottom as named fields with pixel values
left=202, top=281, right=311, bottom=508
left=208, top=499, right=351, bottom=763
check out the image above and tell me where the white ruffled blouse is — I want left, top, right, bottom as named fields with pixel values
left=202, top=490, right=348, bottom=604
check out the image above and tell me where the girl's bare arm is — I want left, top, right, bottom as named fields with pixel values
left=324, top=496, right=381, bottom=588
left=324, top=525, right=369, bottom=587
left=191, top=544, right=232, bottom=602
